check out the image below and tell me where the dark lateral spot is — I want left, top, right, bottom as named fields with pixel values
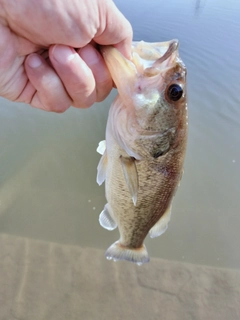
left=151, top=144, right=170, bottom=158
left=153, top=150, right=164, bottom=158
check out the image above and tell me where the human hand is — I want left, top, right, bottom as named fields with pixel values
left=0, top=0, right=132, bottom=112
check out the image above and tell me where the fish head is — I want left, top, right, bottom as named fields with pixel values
left=101, top=40, right=187, bottom=136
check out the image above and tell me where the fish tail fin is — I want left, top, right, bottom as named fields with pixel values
left=105, top=241, right=149, bottom=265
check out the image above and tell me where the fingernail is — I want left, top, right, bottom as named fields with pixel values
left=27, top=54, right=42, bottom=68
left=52, top=45, right=75, bottom=64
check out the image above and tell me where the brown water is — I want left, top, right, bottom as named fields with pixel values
left=0, top=0, right=239, bottom=270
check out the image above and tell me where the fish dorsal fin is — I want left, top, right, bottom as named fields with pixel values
left=97, top=151, right=108, bottom=186
left=120, top=156, right=138, bottom=206
left=149, top=204, right=172, bottom=238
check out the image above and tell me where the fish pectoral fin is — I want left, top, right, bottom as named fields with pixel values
left=105, top=241, right=149, bottom=265
left=99, top=203, right=117, bottom=231
left=149, top=204, right=172, bottom=238
left=120, top=156, right=139, bottom=206
left=178, top=169, right=184, bottom=187
left=96, top=150, right=108, bottom=186
left=96, top=140, right=106, bottom=155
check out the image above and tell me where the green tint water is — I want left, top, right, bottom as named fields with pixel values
left=0, top=0, right=239, bottom=269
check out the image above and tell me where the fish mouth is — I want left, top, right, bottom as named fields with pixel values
left=133, top=39, right=179, bottom=76
left=145, top=40, right=179, bottom=70
left=132, top=39, right=179, bottom=65
left=154, top=40, right=179, bottom=64
left=100, top=40, right=180, bottom=104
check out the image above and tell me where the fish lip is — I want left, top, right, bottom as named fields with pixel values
left=99, top=45, right=137, bottom=103
left=153, top=39, right=179, bottom=65
left=142, top=40, right=179, bottom=76
left=131, top=39, right=178, bottom=59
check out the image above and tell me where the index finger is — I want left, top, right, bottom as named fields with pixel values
left=93, top=1, right=133, bottom=58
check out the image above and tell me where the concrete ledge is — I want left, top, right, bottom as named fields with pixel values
left=0, top=234, right=239, bottom=320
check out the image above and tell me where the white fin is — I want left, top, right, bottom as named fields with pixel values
left=105, top=241, right=149, bottom=265
left=120, top=156, right=138, bottom=206
left=96, top=151, right=108, bottom=186
left=99, top=204, right=117, bottom=231
left=178, top=169, right=184, bottom=187
left=149, top=204, right=172, bottom=238
left=96, top=140, right=106, bottom=155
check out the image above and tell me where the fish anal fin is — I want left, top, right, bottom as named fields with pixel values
left=149, top=204, right=172, bottom=238
left=99, top=204, right=117, bottom=231
left=120, top=156, right=138, bottom=206
left=105, top=241, right=149, bottom=265
left=96, top=151, right=108, bottom=186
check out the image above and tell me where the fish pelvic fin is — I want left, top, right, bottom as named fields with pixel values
left=149, top=204, right=172, bottom=238
left=105, top=241, right=149, bottom=265
left=99, top=204, right=117, bottom=231
left=120, top=156, right=138, bottom=206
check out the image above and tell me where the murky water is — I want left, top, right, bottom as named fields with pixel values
left=0, top=0, right=239, bottom=270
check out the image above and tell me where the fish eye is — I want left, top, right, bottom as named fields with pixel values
left=167, top=84, right=183, bottom=101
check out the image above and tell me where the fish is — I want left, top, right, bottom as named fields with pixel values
left=96, top=40, right=188, bottom=265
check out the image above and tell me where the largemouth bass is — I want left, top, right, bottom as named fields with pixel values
left=97, top=40, right=187, bottom=264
